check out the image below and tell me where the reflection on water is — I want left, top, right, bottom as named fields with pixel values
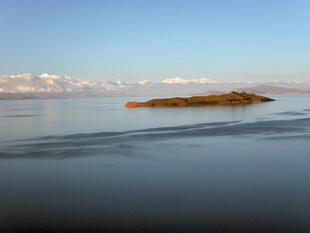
left=0, top=95, right=310, bottom=232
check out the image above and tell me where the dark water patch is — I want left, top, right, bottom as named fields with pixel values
left=263, top=133, right=310, bottom=140
left=104, top=164, right=117, bottom=168
left=256, top=117, right=273, bottom=120
left=129, top=121, right=240, bottom=133
left=46, top=131, right=124, bottom=140
left=0, top=143, right=144, bottom=160
left=304, top=109, right=310, bottom=112
left=274, top=111, right=308, bottom=116
left=1, top=218, right=308, bottom=233
left=1, top=118, right=310, bottom=159
left=19, top=121, right=238, bottom=142
left=0, top=114, right=41, bottom=118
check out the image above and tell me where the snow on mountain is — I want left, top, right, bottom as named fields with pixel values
left=0, top=73, right=129, bottom=93
left=0, top=74, right=218, bottom=93
left=161, top=77, right=217, bottom=84
left=0, top=73, right=309, bottom=97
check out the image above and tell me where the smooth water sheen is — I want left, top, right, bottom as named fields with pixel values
left=0, top=95, right=310, bottom=232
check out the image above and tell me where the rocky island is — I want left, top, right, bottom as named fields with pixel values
left=125, top=92, right=274, bottom=108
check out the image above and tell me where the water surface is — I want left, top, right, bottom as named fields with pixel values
left=0, top=95, right=310, bottom=232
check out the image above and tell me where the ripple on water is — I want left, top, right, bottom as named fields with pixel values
left=0, top=118, right=310, bottom=159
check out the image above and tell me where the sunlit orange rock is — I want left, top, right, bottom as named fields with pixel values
left=125, top=101, right=139, bottom=108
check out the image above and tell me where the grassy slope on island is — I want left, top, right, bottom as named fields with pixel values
left=125, top=92, right=274, bottom=107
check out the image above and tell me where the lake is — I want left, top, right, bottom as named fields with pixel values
left=0, top=95, right=310, bottom=232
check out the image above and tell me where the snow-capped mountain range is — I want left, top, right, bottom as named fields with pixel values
left=0, top=73, right=309, bottom=99
left=0, top=73, right=129, bottom=93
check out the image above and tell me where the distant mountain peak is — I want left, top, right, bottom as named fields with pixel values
left=161, top=77, right=217, bottom=84
left=0, top=73, right=310, bottom=99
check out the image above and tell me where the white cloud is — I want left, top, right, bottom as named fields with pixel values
left=162, top=77, right=217, bottom=84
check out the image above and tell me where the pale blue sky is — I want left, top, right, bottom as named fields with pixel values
left=0, top=0, right=309, bottom=82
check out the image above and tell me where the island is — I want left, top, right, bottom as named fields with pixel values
left=125, top=92, right=274, bottom=108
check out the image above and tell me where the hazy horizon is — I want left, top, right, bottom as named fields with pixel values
left=1, top=72, right=310, bottom=97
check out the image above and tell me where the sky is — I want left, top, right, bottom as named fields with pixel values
left=0, top=0, right=309, bottom=82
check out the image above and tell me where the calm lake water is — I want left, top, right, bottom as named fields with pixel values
left=0, top=95, right=310, bottom=232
